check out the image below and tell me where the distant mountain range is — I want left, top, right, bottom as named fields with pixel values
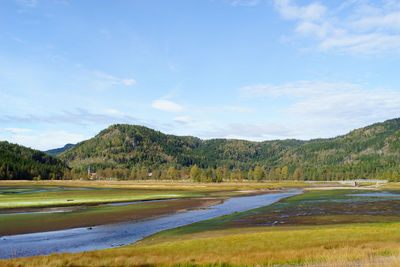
left=45, top=143, right=75, bottom=156
left=2, top=118, right=400, bottom=180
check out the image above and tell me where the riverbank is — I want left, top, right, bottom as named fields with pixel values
left=3, top=222, right=400, bottom=266
left=0, top=191, right=299, bottom=259
left=0, top=181, right=292, bottom=236
left=0, top=197, right=223, bottom=236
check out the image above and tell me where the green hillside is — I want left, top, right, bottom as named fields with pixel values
left=0, top=141, right=67, bottom=180
left=58, top=124, right=303, bottom=169
left=59, top=118, right=400, bottom=180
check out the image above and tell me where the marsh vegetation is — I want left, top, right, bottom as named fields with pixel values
left=2, top=181, right=400, bottom=266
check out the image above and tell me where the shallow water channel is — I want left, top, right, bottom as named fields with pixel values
left=0, top=190, right=300, bottom=259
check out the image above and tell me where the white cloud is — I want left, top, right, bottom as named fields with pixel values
left=0, top=108, right=138, bottom=126
left=15, top=0, right=37, bottom=8
left=222, top=106, right=254, bottom=112
left=0, top=128, right=87, bottom=150
left=274, top=0, right=400, bottom=54
left=196, top=105, right=254, bottom=113
left=121, top=79, right=136, bottom=86
left=104, top=108, right=123, bottom=115
left=91, top=70, right=136, bottom=88
left=173, top=116, right=192, bottom=124
left=274, top=0, right=326, bottom=21
left=240, top=80, right=400, bottom=138
left=230, top=0, right=261, bottom=7
left=201, top=122, right=296, bottom=140
left=2, top=127, right=33, bottom=134
left=152, top=99, right=184, bottom=113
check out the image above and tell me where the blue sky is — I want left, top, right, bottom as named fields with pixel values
left=1, top=0, right=400, bottom=150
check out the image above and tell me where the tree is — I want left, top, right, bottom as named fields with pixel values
left=281, top=166, right=289, bottom=180
left=254, top=166, right=265, bottom=181
left=190, top=165, right=201, bottom=182
left=237, top=170, right=244, bottom=182
left=293, top=168, right=304, bottom=180
left=247, top=168, right=254, bottom=180
left=215, top=167, right=223, bottom=183
left=167, top=166, right=179, bottom=180
left=230, top=172, right=236, bottom=181
left=275, top=167, right=282, bottom=180
left=391, top=171, right=400, bottom=182
left=268, top=168, right=275, bottom=180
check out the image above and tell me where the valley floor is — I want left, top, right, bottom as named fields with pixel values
left=2, top=181, right=400, bottom=266
left=0, top=180, right=303, bottom=235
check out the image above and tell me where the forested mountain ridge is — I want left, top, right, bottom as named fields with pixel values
left=0, top=141, right=67, bottom=180
left=58, top=118, right=400, bottom=180
left=58, top=124, right=304, bottom=170
left=45, top=143, right=75, bottom=156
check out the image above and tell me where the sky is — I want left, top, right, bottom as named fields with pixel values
left=1, top=0, right=400, bottom=150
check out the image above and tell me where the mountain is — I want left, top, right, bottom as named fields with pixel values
left=58, top=118, right=400, bottom=180
left=45, top=143, right=75, bottom=156
left=58, top=124, right=304, bottom=170
left=0, top=141, right=67, bottom=180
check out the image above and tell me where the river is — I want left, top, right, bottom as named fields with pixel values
left=0, top=190, right=301, bottom=259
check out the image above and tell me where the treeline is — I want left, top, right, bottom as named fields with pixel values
left=0, top=141, right=66, bottom=180
left=64, top=164, right=400, bottom=182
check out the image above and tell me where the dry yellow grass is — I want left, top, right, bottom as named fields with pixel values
left=3, top=223, right=400, bottom=266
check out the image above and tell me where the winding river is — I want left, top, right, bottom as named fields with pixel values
left=0, top=190, right=300, bottom=259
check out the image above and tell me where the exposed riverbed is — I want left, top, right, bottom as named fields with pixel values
left=0, top=190, right=300, bottom=259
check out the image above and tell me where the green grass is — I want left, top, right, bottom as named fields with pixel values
left=4, top=222, right=400, bottom=266
left=0, top=188, right=204, bottom=209
left=0, top=180, right=309, bottom=209
left=0, top=200, right=194, bottom=235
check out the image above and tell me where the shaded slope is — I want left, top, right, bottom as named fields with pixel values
left=0, top=141, right=67, bottom=180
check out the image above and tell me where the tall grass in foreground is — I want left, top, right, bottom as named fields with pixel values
left=3, top=222, right=400, bottom=266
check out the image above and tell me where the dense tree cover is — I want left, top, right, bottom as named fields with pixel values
left=58, top=119, right=400, bottom=181
left=0, top=141, right=67, bottom=180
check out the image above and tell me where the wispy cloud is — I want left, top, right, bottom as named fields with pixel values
left=173, top=116, right=192, bottom=124
left=240, top=80, right=400, bottom=138
left=200, top=122, right=296, bottom=140
left=0, top=128, right=87, bottom=150
left=2, top=127, right=33, bottom=134
left=15, top=0, right=38, bottom=8
left=195, top=105, right=254, bottom=113
left=230, top=0, right=261, bottom=7
left=152, top=99, right=184, bottom=113
left=274, top=0, right=400, bottom=54
left=91, top=70, right=136, bottom=88
left=0, top=108, right=138, bottom=126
